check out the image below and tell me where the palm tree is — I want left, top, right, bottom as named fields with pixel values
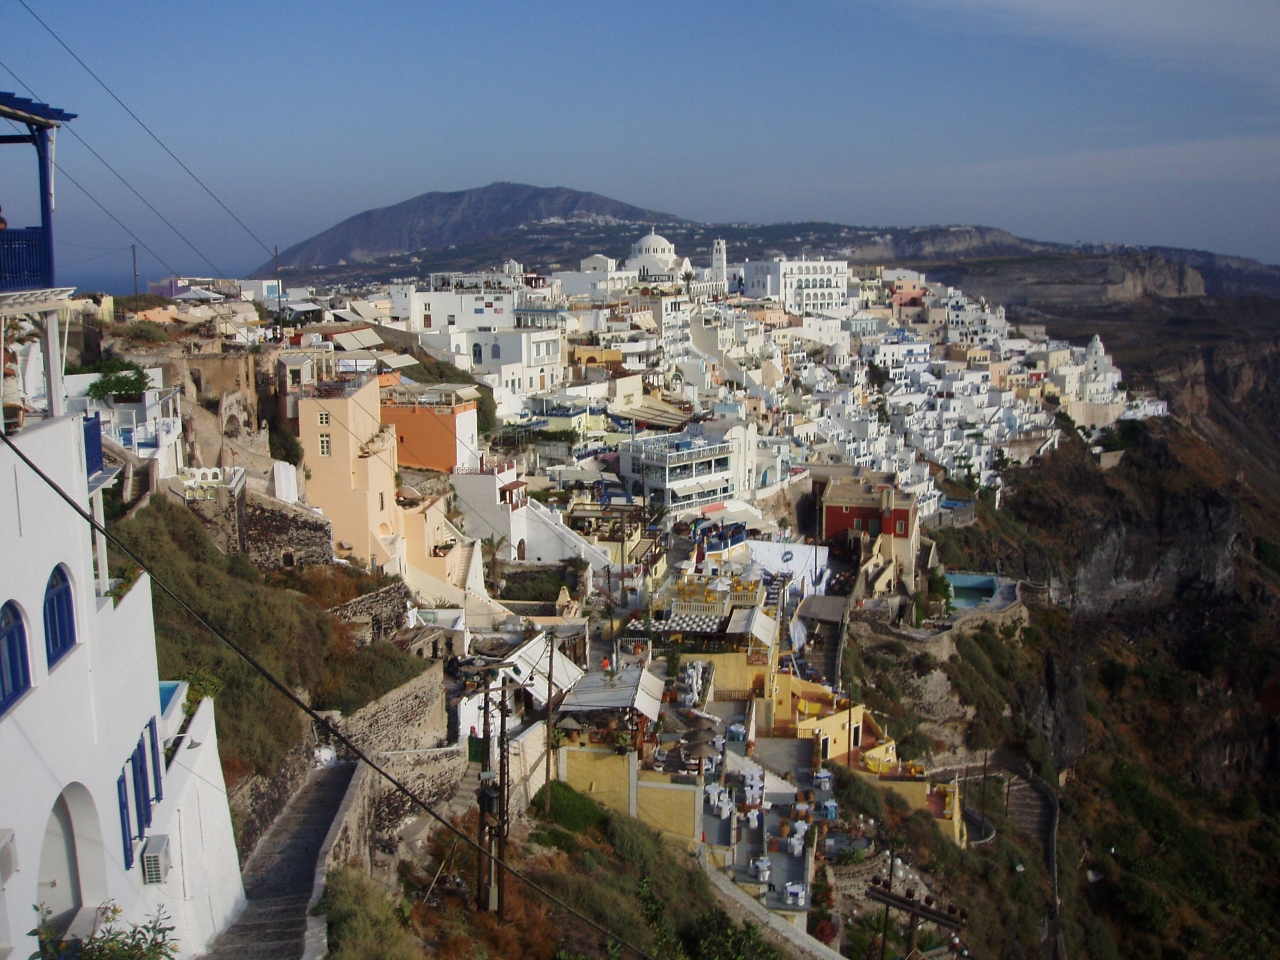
left=681, top=269, right=695, bottom=296
left=479, top=534, right=509, bottom=588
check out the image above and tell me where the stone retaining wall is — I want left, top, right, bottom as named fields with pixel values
left=326, top=581, right=414, bottom=645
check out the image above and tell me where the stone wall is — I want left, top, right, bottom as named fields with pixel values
left=326, top=581, right=414, bottom=645
left=322, top=663, right=466, bottom=873
left=171, top=484, right=333, bottom=569
left=241, top=491, right=334, bottom=568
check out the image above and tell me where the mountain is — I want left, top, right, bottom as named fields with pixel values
left=267, top=182, right=680, bottom=270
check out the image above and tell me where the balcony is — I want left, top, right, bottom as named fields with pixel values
left=0, top=228, right=48, bottom=292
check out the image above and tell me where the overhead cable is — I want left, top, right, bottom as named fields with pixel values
left=0, top=429, right=658, bottom=960
left=15, top=0, right=276, bottom=258
left=0, top=57, right=230, bottom=279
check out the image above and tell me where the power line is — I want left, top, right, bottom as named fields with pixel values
left=0, top=428, right=658, bottom=960
left=4, top=117, right=182, bottom=278
left=15, top=0, right=276, bottom=259
left=61, top=245, right=131, bottom=267
left=0, top=57, right=231, bottom=280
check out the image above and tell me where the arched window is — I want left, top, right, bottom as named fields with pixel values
left=472, top=343, right=482, bottom=365
left=45, top=566, right=76, bottom=666
left=491, top=344, right=501, bottom=359
left=1, top=601, right=31, bottom=714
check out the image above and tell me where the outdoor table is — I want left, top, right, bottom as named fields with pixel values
left=785, top=882, right=806, bottom=905
left=813, top=770, right=833, bottom=790
left=717, top=800, right=733, bottom=820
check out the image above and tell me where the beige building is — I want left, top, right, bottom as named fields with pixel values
left=298, top=375, right=498, bottom=615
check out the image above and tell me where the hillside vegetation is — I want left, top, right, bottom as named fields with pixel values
left=111, top=498, right=426, bottom=784
left=930, top=414, right=1280, bottom=959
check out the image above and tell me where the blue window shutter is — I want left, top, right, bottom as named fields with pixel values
left=148, top=717, right=163, bottom=802
left=131, top=739, right=151, bottom=835
left=0, top=602, right=31, bottom=713
left=117, top=773, right=133, bottom=869
left=43, top=566, right=76, bottom=667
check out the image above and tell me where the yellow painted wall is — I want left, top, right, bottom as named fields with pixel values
left=636, top=774, right=699, bottom=848
left=563, top=747, right=630, bottom=817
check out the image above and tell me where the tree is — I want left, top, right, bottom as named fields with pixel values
left=682, top=269, right=696, bottom=296
left=86, top=361, right=151, bottom=401
left=480, top=534, right=509, bottom=587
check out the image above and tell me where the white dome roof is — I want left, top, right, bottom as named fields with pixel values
left=633, top=232, right=674, bottom=254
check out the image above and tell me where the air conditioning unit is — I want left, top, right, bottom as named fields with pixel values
left=0, top=828, right=18, bottom=888
left=140, top=834, right=170, bottom=885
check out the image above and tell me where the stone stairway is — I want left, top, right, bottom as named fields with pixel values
left=1004, top=775, right=1054, bottom=870
left=451, top=542, right=476, bottom=590
left=199, top=762, right=355, bottom=960
left=437, top=761, right=480, bottom=822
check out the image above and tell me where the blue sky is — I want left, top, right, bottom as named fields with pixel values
left=2, top=0, right=1277, bottom=292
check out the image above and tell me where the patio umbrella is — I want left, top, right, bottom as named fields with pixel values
left=689, top=716, right=718, bottom=731
left=557, top=717, right=583, bottom=731
left=683, top=741, right=718, bottom=759
left=682, top=728, right=716, bottom=743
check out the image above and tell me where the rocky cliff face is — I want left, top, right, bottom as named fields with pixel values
left=1066, top=486, right=1239, bottom=617
left=923, top=252, right=1204, bottom=309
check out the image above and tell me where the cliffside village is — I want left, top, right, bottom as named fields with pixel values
left=2, top=102, right=1168, bottom=960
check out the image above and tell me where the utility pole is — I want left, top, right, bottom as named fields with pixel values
left=980, top=750, right=989, bottom=842
left=498, top=688, right=509, bottom=920
left=131, top=245, right=138, bottom=297
left=274, top=245, right=282, bottom=317
left=879, top=845, right=895, bottom=960
left=544, top=635, right=555, bottom=816
left=477, top=683, right=492, bottom=908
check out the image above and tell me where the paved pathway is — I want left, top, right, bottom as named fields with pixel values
left=199, top=762, right=355, bottom=960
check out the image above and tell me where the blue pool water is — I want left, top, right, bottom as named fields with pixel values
left=946, top=573, right=998, bottom=608
left=159, top=680, right=182, bottom=713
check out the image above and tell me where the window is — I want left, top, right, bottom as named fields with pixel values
left=0, top=602, right=31, bottom=714
left=117, top=773, right=133, bottom=869
left=379, top=492, right=385, bottom=511
left=491, top=344, right=501, bottom=359
left=319, top=433, right=331, bottom=457
left=318, top=410, right=330, bottom=426
left=43, top=566, right=76, bottom=667
left=896, top=520, right=905, bottom=535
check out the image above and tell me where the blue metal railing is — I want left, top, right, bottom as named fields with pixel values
left=0, top=228, right=48, bottom=292
left=84, top=413, right=104, bottom=478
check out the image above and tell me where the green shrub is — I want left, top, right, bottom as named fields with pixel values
left=269, top=426, right=304, bottom=466
left=828, top=763, right=884, bottom=818
left=124, top=320, right=170, bottom=342
left=606, top=813, right=660, bottom=874
left=530, top=781, right=608, bottom=834
left=314, top=867, right=421, bottom=960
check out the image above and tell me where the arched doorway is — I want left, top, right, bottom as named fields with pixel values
left=37, top=784, right=106, bottom=935
left=516, top=539, right=526, bottom=561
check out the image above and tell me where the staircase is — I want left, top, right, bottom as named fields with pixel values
left=437, top=761, right=481, bottom=822
left=199, top=762, right=355, bottom=960
left=452, top=542, right=476, bottom=590
left=1004, top=774, right=1054, bottom=870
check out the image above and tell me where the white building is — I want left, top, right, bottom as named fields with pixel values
left=618, top=424, right=757, bottom=515
left=450, top=460, right=611, bottom=570
left=389, top=286, right=520, bottom=333
left=420, top=327, right=564, bottom=418
left=742, top=257, right=849, bottom=315
left=0, top=313, right=242, bottom=957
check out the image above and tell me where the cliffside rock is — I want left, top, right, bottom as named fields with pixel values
left=1069, top=486, right=1239, bottom=617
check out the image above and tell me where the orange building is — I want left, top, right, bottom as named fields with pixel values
left=380, top=382, right=481, bottom=473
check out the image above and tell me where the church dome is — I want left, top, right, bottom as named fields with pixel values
left=632, top=232, right=675, bottom=257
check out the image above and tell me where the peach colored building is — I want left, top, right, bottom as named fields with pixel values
left=380, top=382, right=480, bottom=473
left=298, top=375, right=497, bottom=616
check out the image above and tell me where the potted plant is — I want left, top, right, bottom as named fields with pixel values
left=614, top=732, right=633, bottom=755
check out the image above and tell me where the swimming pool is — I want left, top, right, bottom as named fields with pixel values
left=946, top=573, right=998, bottom=608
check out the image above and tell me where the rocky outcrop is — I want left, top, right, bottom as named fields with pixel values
left=1068, top=486, right=1239, bottom=617
left=925, top=253, right=1204, bottom=310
